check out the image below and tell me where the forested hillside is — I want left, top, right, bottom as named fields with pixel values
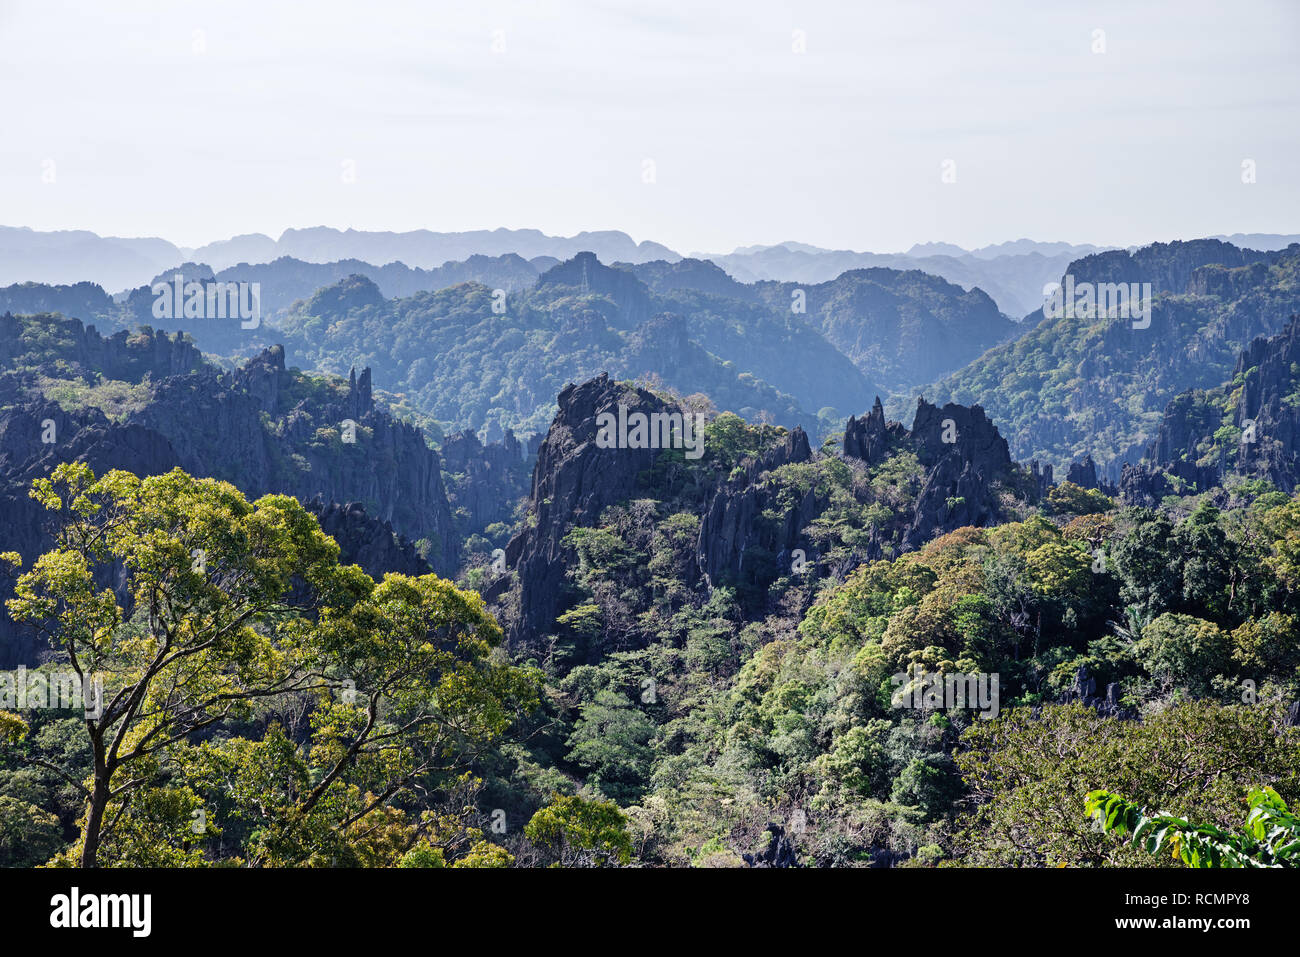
left=919, top=242, right=1300, bottom=479
left=628, top=259, right=1020, bottom=394
left=464, top=372, right=1300, bottom=866
left=272, top=256, right=858, bottom=437
left=2, top=248, right=1030, bottom=442
left=5, top=355, right=1298, bottom=867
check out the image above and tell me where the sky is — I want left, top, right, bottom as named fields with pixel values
left=1, top=0, right=1296, bottom=254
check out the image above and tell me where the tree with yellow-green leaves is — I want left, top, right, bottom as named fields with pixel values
left=524, top=793, right=633, bottom=866
left=5, top=463, right=540, bottom=867
left=0, top=710, right=26, bottom=744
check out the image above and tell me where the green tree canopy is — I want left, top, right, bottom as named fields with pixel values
left=6, top=463, right=539, bottom=867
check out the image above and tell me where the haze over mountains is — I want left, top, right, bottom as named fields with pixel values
left=0, top=244, right=1031, bottom=442
left=5, top=229, right=1300, bottom=483
left=11, top=224, right=1297, bottom=319
left=0, top=225, right=676, bottom=295
left=695, top=235, right=1300, bottom=317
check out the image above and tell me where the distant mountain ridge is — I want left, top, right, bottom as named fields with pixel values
left=0, top=225, right=679, bottom=292
left=186, top=226, right=680, bottom=274
left=147, top=254, right=551, bottom=316
left=693, top=242, right=1100, bottom=317
left=0, top=253, right=567, bottom=359
left=694, top=237, right=1300, bottom=317
left=0, top=226, right=184, bottom=294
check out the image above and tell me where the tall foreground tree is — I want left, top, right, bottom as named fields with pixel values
left=5, top=463, right=537, bottom=867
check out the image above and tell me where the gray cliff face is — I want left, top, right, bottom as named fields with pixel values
left=0, top=395, right=186, bottom=668
left=0, top=395, right=433, bottom=667
left=306, top=498, right=432, bottom=578
left=1125, top=314, right=1300, bottom=503
left=0, top=316, right=203, bottom=666
left=129, top=345, right=460, bottom=574
left=0, top=317, right=464, bottom=666
left=506, top=374, right=673, bottom=643
left=441, top=428, right=531, bottom=539
left=1231, top=316, right=1300, bottom=491
left=696, top=426, right=814, bottom=589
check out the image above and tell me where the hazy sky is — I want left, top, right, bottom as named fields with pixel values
left=1, top=0, right=1296, bottom=253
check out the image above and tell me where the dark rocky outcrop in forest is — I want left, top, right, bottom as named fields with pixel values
left=440, top=428, right=532, bottom=539
left=842, top=397, right=907, bottom=465
left=696, top=426, right=814, bottom=588
left=844, top=396, right=1019, bottom=550
left=1059, top=665, right=1133, bottom=720
left=1123, top=314, right=1300, bottom=503
left=743, top=823, right=799, bottom=868
left=1066, top=455, right=1099, bottom=490
left=306, top=498, right=432, bottom=578
left=505, top=374, right=673, bottom=643
left=505, top=377, right=1032, bottom=647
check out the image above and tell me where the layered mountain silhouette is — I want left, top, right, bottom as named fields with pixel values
left=699, top=236, right=1300, bottom=317
left=10, top=237, right=1300, bottom=491
left=14, top=225, right=1295, bottom=320
left=0, top=225, right=679, bottom=291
